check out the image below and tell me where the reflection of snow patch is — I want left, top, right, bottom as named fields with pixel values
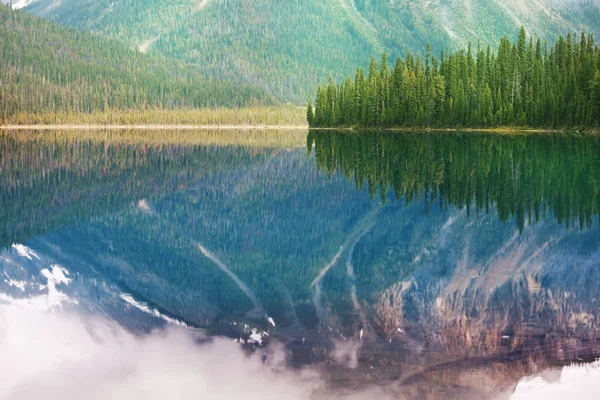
left=438, top=215, right=458, bottom=248
left=194, top=0, right=209, bottom=11
left=138, top=38, right=158, bottom=53
left=10, top=0, right=35, bottom=9
left=137, top=199, right=156, bottom=215
left=3, top=271, right=26, bottom=292
left=11, top=244, right=40, bottom=260
left=196, top=242, right=264, bottom=313
left=41, top=265, right=71, bottom=286
left=120, top=293, right=188, bottom=327
left=0, top=265, right=76, bottom=311
left=247, top=329, right=268, bottom=346
left=248, top=331, right=263, bottom=345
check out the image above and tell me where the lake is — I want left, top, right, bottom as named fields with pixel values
left=1, top=129, right=599, bottom=399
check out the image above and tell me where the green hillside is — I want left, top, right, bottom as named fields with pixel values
left=0, top=4, right=273, bottom=122
left=20, top=0, right=600, bottom=102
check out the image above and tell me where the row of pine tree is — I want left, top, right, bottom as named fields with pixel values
left=308, top=27, right=600, bottom=129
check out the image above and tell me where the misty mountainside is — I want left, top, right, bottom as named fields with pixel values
left=12, top=0, right=600, bottom=102
left=0, top=4, right=273, bottom=121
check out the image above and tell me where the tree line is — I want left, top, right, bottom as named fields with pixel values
left=308, top=27, right=600, bottom=129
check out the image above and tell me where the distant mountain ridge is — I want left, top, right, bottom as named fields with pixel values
left=6, top=0, right=598, bottom=103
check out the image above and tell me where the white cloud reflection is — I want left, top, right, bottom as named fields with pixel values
left=0, top=306, right=321, bottom=400
left=1, top=303, right=599, bottom=400
left=510, top=360, right=600, bottom=400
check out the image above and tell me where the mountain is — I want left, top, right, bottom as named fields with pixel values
left=0, top=4, right=273, bottom=121
left=11, top=0, right=600, bottom=102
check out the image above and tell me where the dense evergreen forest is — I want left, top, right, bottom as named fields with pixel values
left=309, top=28, right=600, bottom=129
left=0, top=4, right=272, bottom=123
left=307, top=130, right=600, bottom=232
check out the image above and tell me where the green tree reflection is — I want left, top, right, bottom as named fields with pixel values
left=308, top=130, right=600, bottom=231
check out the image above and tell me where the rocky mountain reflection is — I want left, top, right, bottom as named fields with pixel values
left=1, top=129, right=598, bottom=399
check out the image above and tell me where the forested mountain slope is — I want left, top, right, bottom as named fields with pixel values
left=11, top=0, right=600, bottom=102
left=0, top=4, right=273, bottom=122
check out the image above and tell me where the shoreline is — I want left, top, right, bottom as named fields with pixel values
left=1, top=124, right=596, bottom=135
left=311, top=126, right=598, bottom=134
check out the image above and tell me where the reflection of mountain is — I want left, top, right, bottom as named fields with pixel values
left=308, top=130, right=600, bottom=231
left=0, top=130, right=283, bottom=250
left=369, top=205, right=600, bottom=359
left=2, top=131, right=599, bottom=398
left=20, top=148, right=375, bottom=329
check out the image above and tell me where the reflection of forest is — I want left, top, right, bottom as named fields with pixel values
left=0, top=131, right=275, bottom=249
left=308, top=130, right=600, bottom=231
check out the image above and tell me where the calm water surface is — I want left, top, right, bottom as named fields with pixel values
left=1, top=129, right=599, bottom=399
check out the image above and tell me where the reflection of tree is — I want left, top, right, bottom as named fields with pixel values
left=0, top=134, right=271, bottom=250
left=308, top=130, right=600, bottom=231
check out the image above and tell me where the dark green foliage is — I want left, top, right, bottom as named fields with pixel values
left=593, top=69, right=600, bottom=125
left=311, top=28, right=600, bottom=129
left=0, top=4, right=273, bottom=122
left=308, top=130, right=600, bottom=232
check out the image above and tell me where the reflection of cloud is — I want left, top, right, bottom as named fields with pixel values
left=0, top=306, right=322, bottom=400
left=0, top=305, right=403, bottom=400
left=2, top=303, right=599, bottom=400
left=331, top=339, right=362, bottom=369
left=510, top=361, right=600, bottom=400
